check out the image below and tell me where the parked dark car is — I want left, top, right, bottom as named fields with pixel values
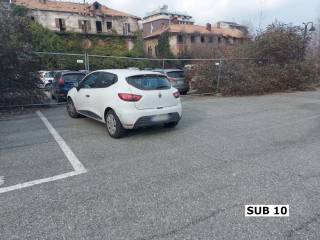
left=153, top=69, right=189, bottom=95
left=51, top=71, right=86, bottom=102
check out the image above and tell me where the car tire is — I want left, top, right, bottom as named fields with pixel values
left=105, top=110, right=126, bottom=138
left=66, top=98, right=80, bottom=118
left=164, top=121, right=179, bottom=128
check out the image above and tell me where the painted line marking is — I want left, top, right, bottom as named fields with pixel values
left=0, top=111, right=87, bottom=194
left=0, top=172, right=79, bottom=194
left=36, top=111, right=86, bottom=173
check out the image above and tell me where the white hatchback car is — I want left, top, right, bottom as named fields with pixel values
left=67, top=69, right=182, bottom=138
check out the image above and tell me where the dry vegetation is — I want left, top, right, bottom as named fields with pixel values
left=186, top=22, right=320, bottom=95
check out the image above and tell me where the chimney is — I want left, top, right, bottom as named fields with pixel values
left=206, top=23, right=212, bottom=31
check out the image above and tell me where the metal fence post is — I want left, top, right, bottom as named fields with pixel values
left=87, top=53, right=90, bottom=72
left=216, top=59, right=223, bottom=92
left=162, top=59, right=165, bottom=69
left=84, top=52, right=88, bottom=71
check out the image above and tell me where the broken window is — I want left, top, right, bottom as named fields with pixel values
left=190, top=35, right=195, bottom=43
left=155, top=45, right=158, bottom=56
left=55, top=18, right=66, bottom=32
left=96, top=21, right=102, bottom=33
left=128, top=23, right=131, bottom=33
left=106, top=21, right=112, bottom=30
left=123, top=23, right=131, bottom=35
left=79, top=20, right=91, bottom=33
left=177, top=35, right=183, bottom=43
left=147, top=46, right=153, bottom=56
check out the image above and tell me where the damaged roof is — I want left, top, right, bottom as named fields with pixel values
left=144, top=24, right=247, bottom=39
left=12, top=0, right=141, bottom=19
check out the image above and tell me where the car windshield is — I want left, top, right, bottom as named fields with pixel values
left=167, top=71, right=185, bottom=79
left=63, top=74, right=85, bottom=83
left=127, top=75, right=171, bottom=90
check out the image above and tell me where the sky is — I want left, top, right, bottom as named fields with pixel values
left=82, top=0, right=319, bottom=31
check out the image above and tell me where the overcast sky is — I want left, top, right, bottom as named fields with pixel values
left=84, top=0, right=319, bottom=31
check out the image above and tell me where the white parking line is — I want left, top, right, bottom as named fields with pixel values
left=0, top=111, right=87, bottom=194
left=36, top=111, right=86, bottom=173
left=0, top=172, right=81, bottom=194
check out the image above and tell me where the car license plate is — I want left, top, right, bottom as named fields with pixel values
left=151, top=114, right=169, bottom=122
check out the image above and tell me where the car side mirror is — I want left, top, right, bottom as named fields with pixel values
left=74, top=82, right=80, bottom=91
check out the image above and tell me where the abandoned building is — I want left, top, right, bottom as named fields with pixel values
left=143, top=6, right=248, bottom=57
left=11, top=0, right=140, bottom=37
left=143, top=5, right=195, bottom=37
left=213, top=21, right=249, bottom=35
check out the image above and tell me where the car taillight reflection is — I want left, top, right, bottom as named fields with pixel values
left=58, top=77, right=65, bottom=85
left=118, top=93, right=142, bottom=102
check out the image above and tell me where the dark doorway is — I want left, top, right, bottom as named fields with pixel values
left=55, top=18, right=66, bottom=32
left=96, top=21, right=102, bottom=33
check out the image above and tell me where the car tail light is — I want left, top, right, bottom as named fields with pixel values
left=173, top=91, right=180, bottom=98
left=118, top=93, right=142, bottom=102
left=58, top=77, right=65, bottom=85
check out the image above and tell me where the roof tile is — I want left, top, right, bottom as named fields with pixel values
left=12, top=0, right=140, bottom=19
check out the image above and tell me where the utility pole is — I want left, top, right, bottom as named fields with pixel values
left=82, top=0, right=90, bottom=71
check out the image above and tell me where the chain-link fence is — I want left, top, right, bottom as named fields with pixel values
left=34, top=51, right=264, bottom=93
left=1, top=51, right=319, bottom=108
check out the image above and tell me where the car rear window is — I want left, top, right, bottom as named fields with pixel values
left=167, top=71, right=185, bottom=78
left=63, top=74, right=85, bottom=82
left=44, top=72, right=53, bottom=78
left=127, top=75, right=171, bottom=90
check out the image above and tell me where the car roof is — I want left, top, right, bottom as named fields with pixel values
left=61, top=71, right=86, bottom=75
left=95, top=69, right=166, bottom=78
left=162, top=69, right=184, bottom=72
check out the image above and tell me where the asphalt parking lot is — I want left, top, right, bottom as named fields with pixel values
left=1, top=91, right=320, bottom=240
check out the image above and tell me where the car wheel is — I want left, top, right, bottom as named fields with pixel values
left=66, top=98, right=80, bottom=118
left=164, top=121, right=179, bottom=128
left=105, top=110, right=126, bottom=138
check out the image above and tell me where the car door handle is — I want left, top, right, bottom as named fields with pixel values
left=85, top=94, right=90, bottom=98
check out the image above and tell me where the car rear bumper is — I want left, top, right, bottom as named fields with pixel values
left=117, top=104, right=182, bottom=129
left=133, top=112, right=180, bottom=129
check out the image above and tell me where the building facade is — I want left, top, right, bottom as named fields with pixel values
left=143, top=5, right=194, bottom=37
left=144, top=24, right=248, bottom=57
left=143, top=6, right=248, bottom=57
left=12, top=0, right=140, bottom=37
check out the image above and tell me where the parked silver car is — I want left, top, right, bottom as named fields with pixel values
left=153, top=69, right=189, bottom=95
left=38, top=71, right=54, bottom=90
